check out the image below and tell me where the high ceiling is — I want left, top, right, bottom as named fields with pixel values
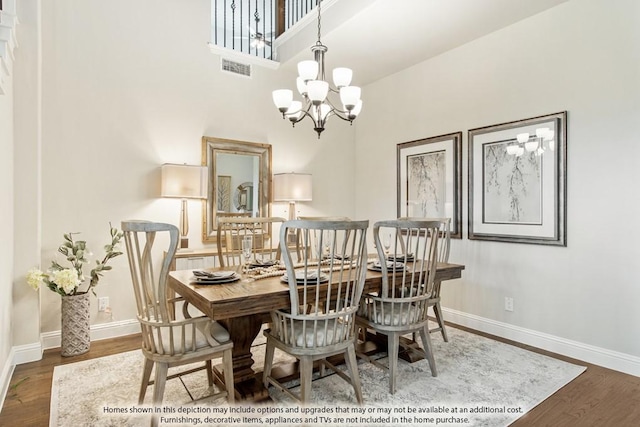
left=275, top=0, right=569, bottom=85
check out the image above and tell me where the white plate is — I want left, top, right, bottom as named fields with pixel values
left=281, top=271, right=329, bottom=284
left=193, top=270, right=236, bottom=279
left=192, top=274, right=240, bottom=285
left=387, top=254, right=414, bottom=262
left=368, top=261, right=405, bottom=272
left=248, top=260, right=278, bottom=268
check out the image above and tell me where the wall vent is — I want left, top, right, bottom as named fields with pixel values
left=221, top=58, right=252, bottom=78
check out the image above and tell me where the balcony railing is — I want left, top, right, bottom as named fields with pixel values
left=211, top=0, right=320, bottom=61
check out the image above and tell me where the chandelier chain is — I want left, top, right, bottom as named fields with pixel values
left=316, top=0, right=322, bottom=44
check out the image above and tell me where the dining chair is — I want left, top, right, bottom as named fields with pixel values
left=263, top=219, right=369, bottom=404
left=295, top=216, right=352, bottom=260
left=400, top=217, right=451, bottom=341
left=356, top=218, right=442, bottom=394
left=216, top=216, right=286, bottom=268
left=121, top=221, right=234, bottom=427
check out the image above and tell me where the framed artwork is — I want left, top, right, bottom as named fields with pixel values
left=397, top=132, right=462, bottom=239
left=217, top=175, right=231, bottom=212
left=468, top=111, right=567, bottom=245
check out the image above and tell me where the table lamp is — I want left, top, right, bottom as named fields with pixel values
left=161, top=164, right=207, bottom=249
left=273, top=172, right=313, bottom=220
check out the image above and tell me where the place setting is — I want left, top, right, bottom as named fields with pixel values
left=367, top=260, right=407, bottom=272
left=280, top=270, right=330, bottom=284
left=386, top=252, right=414, bottom=262
left=191, top=270, right=241, bottom=285
left=247, top=259, right=280, bottom=268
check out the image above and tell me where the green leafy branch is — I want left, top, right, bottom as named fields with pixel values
left=89, top=225, right=124, bottom=294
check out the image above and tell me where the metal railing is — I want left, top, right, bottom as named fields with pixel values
left=211, top=0, right=320, bottom=60
left=283, top=0, right=317, bottom=31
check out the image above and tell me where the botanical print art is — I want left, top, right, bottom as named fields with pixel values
left=407, top=150, right=446, bottom=217
left=217, top=175, right=231, bottom=212
left=483, top=141, right=542, bottom=224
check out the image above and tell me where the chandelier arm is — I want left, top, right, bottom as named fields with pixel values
left=322, top=98, right=353, bottom=117
left=329, top=110, right=355, bottom=123
left=288, top=103, right=320, bottom=128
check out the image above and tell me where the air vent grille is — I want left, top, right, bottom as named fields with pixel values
left=221, top=58, right=252, bottom=78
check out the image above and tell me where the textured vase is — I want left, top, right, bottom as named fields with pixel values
left=61, top=292, right=91, bottom=357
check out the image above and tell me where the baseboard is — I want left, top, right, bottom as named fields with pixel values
left=0, top=348, right=16, bottom=414
left=41, top=319, right=140, bottom=351
left=11, top=341, right=43, bottom=365
left=443, top=307, right=640, bottom=378
left=1, top=319, right=140, bottom=412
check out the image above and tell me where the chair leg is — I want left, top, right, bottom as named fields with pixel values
left=358, top=325, right=367, bottom=343
left=345, top=344, right=363, bottom=404
left=151, top=362, right=168, bottom=427
left=388, top=332, right=399, bottom=394
left=299, top=356, right=313, bottom=404
left=139, top=358, right=154, bottom=404
left=205, top=360, right=214, bottom=387
left=263, top=339, right=276, bottom=388
left=419, top=326, right=438, bottom=377
left=222, top=348, right=235, bottom=404
left=433, top=302, right=449, bottom=342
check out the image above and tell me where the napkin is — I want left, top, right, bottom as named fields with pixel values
left=193, top=270, right=236, bottom=279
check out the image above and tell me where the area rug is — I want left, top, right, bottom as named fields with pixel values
left=50, top=325, right=585, bottom=427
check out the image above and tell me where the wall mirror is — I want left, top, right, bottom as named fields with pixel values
left=201, top=137, right=272, bottom=243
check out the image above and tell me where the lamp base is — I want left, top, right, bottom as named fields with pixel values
left=286, top=201, right=298, bottom=246
left=180, top=237, right=189, bottom=249
left=288, top=201, right=297, bottom=221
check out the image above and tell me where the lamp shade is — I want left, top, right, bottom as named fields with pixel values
left=160, top=164, right=207, bottom=199
left=273, top=173, right=312, bottom=202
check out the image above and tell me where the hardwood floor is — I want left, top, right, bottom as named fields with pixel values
left=0, top=334, right=141, bottom=427
left=2, top=326, right=640, bottom=426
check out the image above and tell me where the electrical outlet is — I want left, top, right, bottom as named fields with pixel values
left=504, top=297, right=514, bottom=312
left=98, top=297, right=109, bottom=312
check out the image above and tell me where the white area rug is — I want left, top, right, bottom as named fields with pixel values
left=50, top=326, right=585, bottom=427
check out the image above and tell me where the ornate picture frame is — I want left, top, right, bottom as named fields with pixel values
left=201, top=137, right=272, bottom=243
left=397, top=132, right=462, bottom=239
left=468, top=111, right=567, bottom=246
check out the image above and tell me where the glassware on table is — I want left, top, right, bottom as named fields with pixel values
left=241, top=235, right=255, bottom=282
left=322, top=232, right=333, bottom=258
left=383, top=233, right=391, bottom=257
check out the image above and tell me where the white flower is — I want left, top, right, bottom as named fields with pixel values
left=52, top=269, right=81, bottom=295
left=26, top=269, right=45, bottom=291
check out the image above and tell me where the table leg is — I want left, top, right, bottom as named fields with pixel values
left=216, top=315, right=270, bottom=401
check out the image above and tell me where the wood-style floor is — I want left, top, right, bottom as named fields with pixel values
left=2, top=325, right=640, bottom=426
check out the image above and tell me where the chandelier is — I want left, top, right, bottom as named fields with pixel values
left=506, top=127, right=555, bottom=156
left=272, top=0, right=363, bottom=138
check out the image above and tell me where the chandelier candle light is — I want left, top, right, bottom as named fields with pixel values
left=272, top=0, right=362, bottom=138
left=506, top=127, right=556, bottom=157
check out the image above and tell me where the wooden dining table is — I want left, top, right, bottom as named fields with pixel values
left=168, top=260, right=465, bottom=401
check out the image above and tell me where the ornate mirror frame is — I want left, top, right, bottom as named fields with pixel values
left=201, top=136, right=272, bottom=243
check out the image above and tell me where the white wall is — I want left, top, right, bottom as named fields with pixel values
left=355, top=0, right=640, bottom=368
left=14, top=0, right=639, bottom=378
left=13, top=0, right=357, bottom=341
left=0, top=39, right=15, bottom=405
left=12, top=0, right=42, bottom=357
left=1, top=0, right=19, bottom=402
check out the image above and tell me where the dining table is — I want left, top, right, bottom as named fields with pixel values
left=168, top=258, right=465, bottom=401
